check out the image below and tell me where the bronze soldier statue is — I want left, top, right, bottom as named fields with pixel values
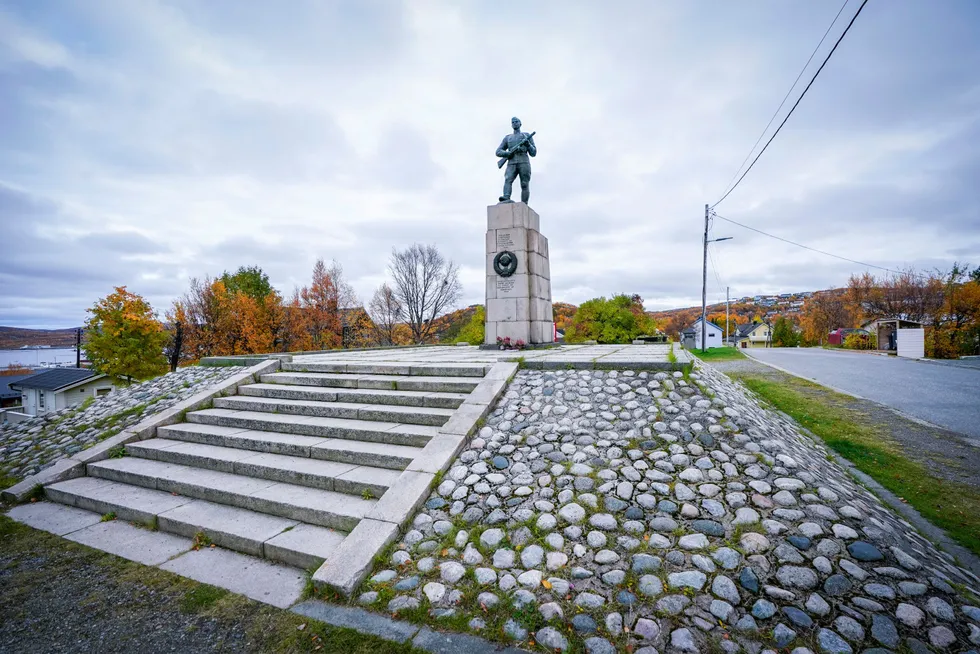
left=496, top=117, right=536, bottom=204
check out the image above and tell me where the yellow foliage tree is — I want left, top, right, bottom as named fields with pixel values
left=84, top=286, right=169, bottom=383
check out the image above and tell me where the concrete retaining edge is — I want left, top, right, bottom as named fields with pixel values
left=291, top=599, right=531, bottom=654
left=1, top=359, right=282, bottom=503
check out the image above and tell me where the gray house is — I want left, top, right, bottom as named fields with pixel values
left=10, top=368, right=115, bottom=417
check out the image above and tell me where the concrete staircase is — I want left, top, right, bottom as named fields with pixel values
left=37, top=359, right=502, bottom=596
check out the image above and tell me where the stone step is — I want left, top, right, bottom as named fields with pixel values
left=212, top=395, right=454, bottom=427
left=43, top=477, right=345, bottom=569
left=186, top=408, right=437, bottom=447
left=282, top=361, right=490, bottom=377
left=157, top=423, right=423, bottom=470
left=260, top=372, right=480, bottom=394
left=86, top=457, right=376, bottom=531
left=127, top=438, right=400, bottom=496
left=239, top=383, right=467, bottom=410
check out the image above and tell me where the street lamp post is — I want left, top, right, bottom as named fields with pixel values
left=701, top=205, right=733, bottom=352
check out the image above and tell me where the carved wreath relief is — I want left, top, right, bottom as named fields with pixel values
left=493, top=251, right=518, bottom=277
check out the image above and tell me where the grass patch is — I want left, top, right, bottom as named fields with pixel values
left=733, top=372, right=980, bottom=556
left=0, top=515, right=423, bottom=653
left=690, top=347, right=745, bottom=361
left=179, top=584, right=229, bottom=613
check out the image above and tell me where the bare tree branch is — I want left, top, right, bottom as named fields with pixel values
left=388, top=244, right=462, bottom=343
left=368, top=283, right=404, bottom=346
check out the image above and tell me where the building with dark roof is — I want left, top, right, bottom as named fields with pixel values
left=10, top=368, right=115, bottom=417
left=1, top=374, right=33, bottom=408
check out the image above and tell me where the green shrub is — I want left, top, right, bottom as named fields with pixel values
left=455, top=305, right=485, bottom=345
left=564, top=294, right=657, bottom=344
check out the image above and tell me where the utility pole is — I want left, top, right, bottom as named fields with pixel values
left=726, top=286, right=730, bottom=348
left=75, top=328, right=81, bottom=368
left=701, top=204, right=709, bottom=352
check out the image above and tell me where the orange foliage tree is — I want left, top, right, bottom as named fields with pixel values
left=297, top=259, right=343, bottom=351
left=799, top=290, right=857, bottom=345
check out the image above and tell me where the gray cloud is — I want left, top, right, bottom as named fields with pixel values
left=1, top=0, right=978, bottom=328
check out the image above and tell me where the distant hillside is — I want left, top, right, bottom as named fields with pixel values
left=0, top=326, right=80, bottom=349
left=430, top=306, right=481, bottom=343
left=651, top=290, right=825, bottom=336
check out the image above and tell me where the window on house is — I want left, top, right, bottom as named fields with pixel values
left=39, top=392, right=45, bottom=409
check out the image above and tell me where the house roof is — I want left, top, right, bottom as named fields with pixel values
left=1, top=374, right=33, bottom=400
left=736, top=322, right=770, bottom=337
left=862, top=318, right=924, bottom=328
left=10, top=368, right=100, bottom=392
left=687, top=319, right=723, bottom=332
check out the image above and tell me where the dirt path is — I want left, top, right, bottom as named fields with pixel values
left=711, top=357, right=980, bottom=490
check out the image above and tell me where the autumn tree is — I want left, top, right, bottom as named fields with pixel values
left=179, top=276, right=227, bottom=359
left=847, top=269, right=943, bottom=324
left=368, top=283, right=404, bottom=346
left=799, top=289, right=856, bottom=345
left=341, top=307, right=376, bottom=348
left=552, top=302, right=577, bottom=332
left=297, top=259, right=343, bottom=351
left=84, top=286, right=169, bottom=383
left=388, top=244, right=462, bottom=343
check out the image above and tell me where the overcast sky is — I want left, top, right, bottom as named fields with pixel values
left=2, top=0, right=979, bottom=329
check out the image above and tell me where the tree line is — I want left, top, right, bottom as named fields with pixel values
left=801, top=264, right=980, bottom=357
left=82, top=244, right=462, bottom=381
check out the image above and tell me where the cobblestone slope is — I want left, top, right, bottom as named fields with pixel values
left=0, top=366, right=241, bottom=481
left=357, top=364, right=980, bottom=653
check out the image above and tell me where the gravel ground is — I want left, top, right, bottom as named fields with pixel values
left=357, top=366, right=980, bottom=653
left=714, top=357, right=980, bottom=490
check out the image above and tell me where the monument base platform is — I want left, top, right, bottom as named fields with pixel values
left=484, top=202, right=553, bottom=346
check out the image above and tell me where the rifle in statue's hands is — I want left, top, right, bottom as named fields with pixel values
left=497, top=131, right=536, bottom=169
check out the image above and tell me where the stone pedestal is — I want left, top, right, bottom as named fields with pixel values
left=485, top=202, right=554, bottom=345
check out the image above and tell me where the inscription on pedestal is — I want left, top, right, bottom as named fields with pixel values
left=496, top=232, right=515, bottom=250
left=496, top=278, right=516, bottom=294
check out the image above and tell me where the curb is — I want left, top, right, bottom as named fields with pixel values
left=291, top=600, right=531, bottom=654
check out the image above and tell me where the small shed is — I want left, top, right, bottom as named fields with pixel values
left=862, top=318, right=925, bottom=358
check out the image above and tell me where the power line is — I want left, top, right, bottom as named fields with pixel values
left=712, top=211, right=922, bottom=277
left=712, top=0, right=870, bottom=208
left=719, top=0, right=851, bottom=197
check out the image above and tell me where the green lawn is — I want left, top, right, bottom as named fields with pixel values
left=688, top=347, right=746, bottom=361
left=733, top=374, right=980, bottom=557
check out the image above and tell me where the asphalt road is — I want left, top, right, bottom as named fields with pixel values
left=744, top=348, right=980, bottom=440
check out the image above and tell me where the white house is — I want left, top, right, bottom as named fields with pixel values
left=10, top=368, right=115, bottom=417
left=681, top=318, right=724, bottom=350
